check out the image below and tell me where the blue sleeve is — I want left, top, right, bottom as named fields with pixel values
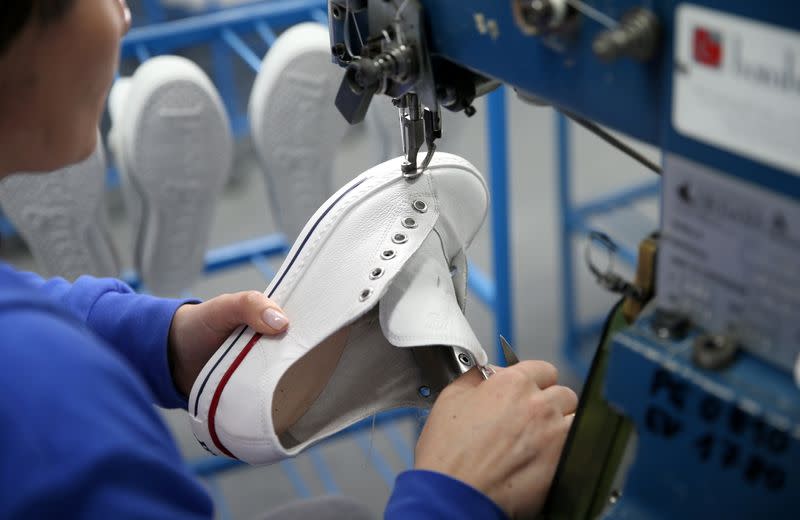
left=0, top=308, right=213, bottom=519
left=385, top=470, right=507, bottom=520
left=13, top=270, right=192, bottom=409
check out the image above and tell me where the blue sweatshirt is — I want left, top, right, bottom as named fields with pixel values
left=0, top=262, right=505, bottom=519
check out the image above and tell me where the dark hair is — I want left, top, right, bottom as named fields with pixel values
left=0, top=1, right=76, bottom=55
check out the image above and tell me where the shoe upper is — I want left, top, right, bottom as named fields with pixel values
left=189, top=152, right=489, bottom=464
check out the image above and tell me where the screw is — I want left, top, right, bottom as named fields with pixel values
left=593, top=7, right=660, bottom=62
left=651, top=308, right=690, bottom=341
left=521, top=0, right=555, bottom=29
left=692, top=334, right=738, bottom=370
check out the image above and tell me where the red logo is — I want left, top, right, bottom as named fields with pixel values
left=694, top=27, right=723, bottom=68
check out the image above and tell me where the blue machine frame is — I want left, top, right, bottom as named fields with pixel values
left=409, top=0, right=800, bottom=516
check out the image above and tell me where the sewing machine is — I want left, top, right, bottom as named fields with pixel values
left=327, top=0, right=799, bottom=517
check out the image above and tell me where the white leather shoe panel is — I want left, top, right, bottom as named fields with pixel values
left=189, top=153, right=489, bottom=464
left=380, top=234, right=487, bottom=367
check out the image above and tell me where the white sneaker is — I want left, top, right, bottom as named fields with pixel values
left=249, top=22, right=349, bottom=243
left=0, top=134, right=120, bottom=279
left=109, top=56, right=233, bottom=296
left=189, top=152, right=489, bottom=464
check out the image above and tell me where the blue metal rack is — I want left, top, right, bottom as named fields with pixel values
left=555, top=113, right=660, bottom=376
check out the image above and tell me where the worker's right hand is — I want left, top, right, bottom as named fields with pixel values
left=414, top=361, right=577, bottom=518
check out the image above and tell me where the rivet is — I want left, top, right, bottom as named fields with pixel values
left=381, top=249, right=396, bottom=260
left=359, top=288, right=373, bottom=301
left=392, top=233, right=408, bottom=244
left=457, top=353, right=472, bottom=366
left=369, top=267, right=384, bottom=280
left=418, top=386, right=432, bottom=398
left=412, top=200, right=428, bottom=213
left=402, top=217, right=418, bottom=229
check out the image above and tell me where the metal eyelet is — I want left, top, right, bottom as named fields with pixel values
left=412, top=200, right=428, bottom=213
left=457, top=353, right=473, bottom=366
left=402, top=217, right=418, bottom=229
left=418, top=386, right=432, bottom=398
left=392, top=233, right=408, bottom=244
left=381, top=249, right=396, bottom=260
left=369, top=267, right=384, bottom=280
left=359, top=288, right=373, bottom=301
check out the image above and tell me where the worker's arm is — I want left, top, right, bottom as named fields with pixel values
left=386, top=470, right=507, bottom=519
left=0, top=308, right=213, bottom=519
left=9, top=267, right=288, bottom=408
left=12, top=269, right=193, bottom=408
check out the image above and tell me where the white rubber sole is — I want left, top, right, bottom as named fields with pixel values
left=0, top=135, right=120, bottom=279
left=249, top=22, right=349, bottom=243
left=111, top=56, right=233, bottom=296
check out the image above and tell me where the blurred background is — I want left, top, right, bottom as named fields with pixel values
left=0, top=1, right=660, bottom=517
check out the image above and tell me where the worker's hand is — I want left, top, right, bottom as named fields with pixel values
left=414, top=361, right=577, bottom=518
left=168, top=291, right=289, bottom=397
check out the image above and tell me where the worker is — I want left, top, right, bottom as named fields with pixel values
left=0, top=1, right=577, bottom=518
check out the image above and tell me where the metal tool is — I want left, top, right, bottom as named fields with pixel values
left=499, top=335, right=520, bottom=366
left=478, top=335, right=520, bottom=380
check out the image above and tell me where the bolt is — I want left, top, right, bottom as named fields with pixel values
left=692, top=334, right=738, bottom=370
left=593, top=7, right=660, bottom=62
left=521, top=0, right=555, bottom=29
left=651, top=308, right=690, bottom=341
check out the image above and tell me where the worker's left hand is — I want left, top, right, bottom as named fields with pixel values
left=168, top=291, right=289, bottom=397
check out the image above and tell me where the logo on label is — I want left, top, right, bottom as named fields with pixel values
left=693, top=27, right=723, bottom=68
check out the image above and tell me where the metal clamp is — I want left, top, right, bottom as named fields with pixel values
left=584, top=231, right=644, bottom=301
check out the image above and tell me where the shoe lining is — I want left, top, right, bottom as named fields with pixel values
left=273, top=307, right=460, bottom=450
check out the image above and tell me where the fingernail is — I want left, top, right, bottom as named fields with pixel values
left=262, top=308, right=288, bottom=331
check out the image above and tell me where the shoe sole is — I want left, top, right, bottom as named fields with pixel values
left=119, top=56, right=233, bottom=295
left=249, top=22, right=348, bottom=243
left=0, top=135, right=120, bottom=279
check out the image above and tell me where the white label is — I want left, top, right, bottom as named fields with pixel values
left=673, top=4, right=800, bottom=176
left=658, top=155, right=800, bottom=371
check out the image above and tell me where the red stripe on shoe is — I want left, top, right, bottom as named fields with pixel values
left=208, top=332, right=263, bottom=459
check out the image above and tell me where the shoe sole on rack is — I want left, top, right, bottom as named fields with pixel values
left=0, top=133, right=120, bottom=280
left=109, top=55, right=233, bottom=296
left=189, top=152, right=489, bottom=465
left=249, top=22, right=350, bottom=243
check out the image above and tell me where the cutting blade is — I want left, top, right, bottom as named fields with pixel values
left=499, top=335, right=520, bottom=367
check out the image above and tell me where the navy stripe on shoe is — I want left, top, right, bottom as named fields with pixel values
left=193, top=178, right=366, bottom=415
